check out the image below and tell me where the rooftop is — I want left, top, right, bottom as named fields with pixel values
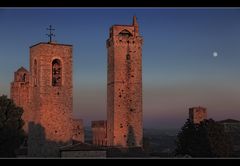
left=16, top=66, right=29, bottom=73
left=30, top=42, right=72, bottom=48
left=218, top=119, right=240, bottom=123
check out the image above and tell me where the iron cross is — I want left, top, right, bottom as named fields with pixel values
left=46, top=25, right=55, bottom=43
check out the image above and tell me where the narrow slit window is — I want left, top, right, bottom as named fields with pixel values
left=126, top=54, right=130, bottom=60
left=34, top=60, right=37, bottom=86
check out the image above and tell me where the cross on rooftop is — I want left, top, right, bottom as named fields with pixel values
left=46, top=25, right=55, bottom=43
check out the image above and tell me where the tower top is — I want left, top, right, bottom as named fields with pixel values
left=133, top=16, right=139, bottom=36
left=133, top=16, right=138, bottom=27
left=108, top=16, right=142, bottom=39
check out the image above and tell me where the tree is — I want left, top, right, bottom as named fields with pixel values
left=0, top=95, right=25, bottom=157
left=175, top=119, right=233, bottom=157
left=205, top=119, right=233, bottom=157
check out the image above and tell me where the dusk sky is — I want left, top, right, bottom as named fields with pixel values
left=1, top=8, right=240, bottom=129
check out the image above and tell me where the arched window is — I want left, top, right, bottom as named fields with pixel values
left=22, top=73, right=26, bottom=82
left=52, top=59, right=62, bottom=86
left=34, top=60, right=37, bottom=86
left=118, top=29, right=133, bottom=38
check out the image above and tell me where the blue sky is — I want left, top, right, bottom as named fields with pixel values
left=1, top=8, right=240, bottom=129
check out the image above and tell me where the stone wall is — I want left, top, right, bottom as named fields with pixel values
left=72, top=119, right=85, bottom=143
left=107, top=16, right=143, bottom=147
left=61, top=150, right=106, bottom=158
left=92, top=120, right=107, bottom=146
left=189, top=106, right=207, bottom=124
left=11, top=42, right=86, bottom=157
left=10, top=67, right=30, bottom=133
left=28, top=42, right=73, bottom=157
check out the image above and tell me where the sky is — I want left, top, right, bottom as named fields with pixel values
left=1, top=8, right=240, bottom=129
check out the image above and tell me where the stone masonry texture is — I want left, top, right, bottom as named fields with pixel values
left=189, top=106, right=207, bottom=124
left=11, top=67, right=30, bottom=133
left=106, top=16, right=143, bottom=147
left=27, top=42, right=74, bottom=157
left=92, top=120, right=107, bottom=146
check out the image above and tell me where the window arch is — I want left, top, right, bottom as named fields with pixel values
left=22, top=73, right=26, bottom=82
left=118, top=29, right=133, bottom=38
left=52, top=59, right=62, bottom=86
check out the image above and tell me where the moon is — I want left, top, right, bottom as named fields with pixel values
left=213, top=51, right=218, bottom=57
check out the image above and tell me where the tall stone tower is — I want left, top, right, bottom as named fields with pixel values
left=11, top=67, right=30, bottom=133
left=189, top=106, right=207, bottom=124
left=106, top=16, right=143, bottom=147
left=28, top=42, right=73, bottom=157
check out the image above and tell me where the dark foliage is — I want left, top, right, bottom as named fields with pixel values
left=0, top=95, right=25, bottom=157
left=175, top=119, right=233, bottom=157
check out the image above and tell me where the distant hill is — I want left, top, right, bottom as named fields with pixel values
left=143, top=128, right=178, bottom=157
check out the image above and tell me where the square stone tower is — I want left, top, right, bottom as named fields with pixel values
left=28, top=42, right=73, bottom=157
left=92, top=120, right=107, bottom=146
left=10, top=67, right=30, bottom=133
left=106, top=16, right=143, bottom=147
left=189, top=106, right=207, bottom=124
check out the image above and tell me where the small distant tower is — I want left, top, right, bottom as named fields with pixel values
left=11, top=67, right=30, bottom=133
left=189, top=106, right=207, bottom=124
left=92, top=120, right=107, bottom=146
left=106, top=16, right=143, bottom=147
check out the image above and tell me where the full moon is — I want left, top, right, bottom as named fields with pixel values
left=213, top=51, right=218, bottom=57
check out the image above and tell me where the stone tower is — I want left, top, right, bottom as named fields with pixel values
left=28, top=42, right=73, bottom=157
left=11, top=67, right=30, bottom=133
left=92, top=120, right=107, bottom=146
left=106, top=16, right=143, bottom=147
left=189, top=106, right=207, bottom=124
